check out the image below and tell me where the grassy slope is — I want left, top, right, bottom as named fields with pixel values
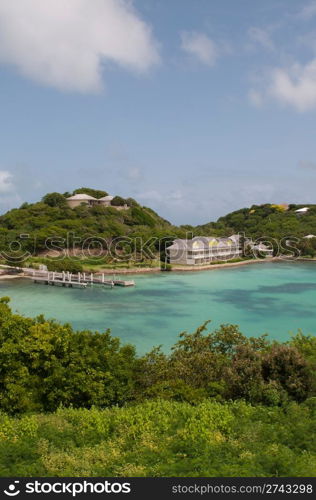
left=1, top=399, right=315, bottom=477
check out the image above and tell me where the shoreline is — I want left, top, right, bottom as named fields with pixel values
left=87, top=257, right=311, bottom=274
left=0, top=273, right=25, bottom=280
left=0, top=257, right=315, bottom=280
left=171, top=257, right=278, bottom=272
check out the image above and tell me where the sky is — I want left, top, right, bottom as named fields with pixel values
left=1, top=0, right=316, bottom=225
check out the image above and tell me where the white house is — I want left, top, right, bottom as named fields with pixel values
left=98, top=195, right=114, bottom=206
left=66, top=193, right=128, bottom=210
left=166, top=235, right=242, bottom=265
left=166, top=235, right=274, bottom=265
left=66, top=193, right=97, bottom=208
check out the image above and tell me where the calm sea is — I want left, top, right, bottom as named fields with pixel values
left=1, top=261, right=315, bottom=354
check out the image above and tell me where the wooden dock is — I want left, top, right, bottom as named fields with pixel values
left=33, top=277, right=87, bottom=289
left=30, top=271, right=135, bottom=289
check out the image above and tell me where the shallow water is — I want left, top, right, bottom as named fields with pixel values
left=1, top=262, right=316, bottom=354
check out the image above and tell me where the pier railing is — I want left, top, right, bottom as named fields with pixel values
left=26, top=270, right=135, bottom=288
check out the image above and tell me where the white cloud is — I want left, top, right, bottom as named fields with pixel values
left=248, top=27, right=274, bottom=51
left=249, top=59, right=316, bottom=112
left=0, top=0, right=160, bottom=93
left=0, top=171, right=14, bottom=193
left=180, top=31, right=218, bottom=66
left=299, top=1, right=316, bottom=20
left=268, top=59, right=316, bottom=111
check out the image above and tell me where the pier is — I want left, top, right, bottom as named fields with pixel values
left=30, top=271, right=135, bottom=288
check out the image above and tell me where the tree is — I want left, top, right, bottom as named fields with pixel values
left=111, top=196, right=126, bottom=206
left=73, top=188, right=108, bottom=199
left=125, top=197, right=139, bottom=207
left=42, top=193, right=67, bottom=208
left=262, top=344, right=311, bottom=402
left=0, top=299, right=136, bottom=414
left=46, top=258, right=83, bottom=273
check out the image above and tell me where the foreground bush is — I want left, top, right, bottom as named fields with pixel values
left=0, top=298, right=316, bottom=413
left=0, top=297, right=136, bottom=414
left=0, top=399, right=315, bottom=477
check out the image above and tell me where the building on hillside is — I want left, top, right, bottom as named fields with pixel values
left=166, top=235, right=242, bottom=265
left=66, top=193, right=128, bottom=210
left=98, top=195, right=114, bottom=206
left=166, top=235, right=273, bottom=265
left=98, top=195, right=128, bottom=210
left=295, top=207, right=309, bottom=214
left=66, top=193, right=97, bottom=208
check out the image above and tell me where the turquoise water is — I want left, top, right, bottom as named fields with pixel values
left=1, top=262, right=316, bottom=354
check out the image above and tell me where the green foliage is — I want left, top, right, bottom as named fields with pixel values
left=0, top=303, right=315, bottom=414
left=0, top=302, right=315, bottom=477
left=0, top=299, right=136, bottom=414
left=125, top=197, right=139, bottom=207
left=42, top=193, right=67, bottom=208
left=161, top=263, right=172, bottom=271
left=111, top=196, right=126, bottom=206
left=196, top=203, right=316, bottom=257
left=45, top=258, right=83, bottom=273
left=130, top=207, right=156, bottom=227
left=73, top=188, right=108, bottom=199
left=0, top=399, right=315, bottom=477
left=0, top=189, right=176, bottom=261
left=134, top=323, right=312, bottom=405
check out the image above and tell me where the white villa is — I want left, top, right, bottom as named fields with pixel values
left=166, top=235, right=273, bottom=265
left=66, top=193, right=128, bottom=210
left=166, top=235, right=242, bottom=265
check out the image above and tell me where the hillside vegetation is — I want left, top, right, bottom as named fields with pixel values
left=0, top=188, right=182, bottom=269
left=195, top=204, right=316, bottom=256
left=1, top=193, right=316, bottom=265
left=1, top=399, right=315, bottom=477
left=0, top=298, right=316, bottom=476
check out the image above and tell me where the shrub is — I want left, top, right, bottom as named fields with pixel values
left=46, top=259, right=83, bottom=273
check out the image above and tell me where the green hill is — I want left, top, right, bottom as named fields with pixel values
left=195, top=204, right=316, bottom=257
left=196, top=204, right=316, bottom=237
left=0, top=188, right=181, bottom=269
left=2, top=195, right=316, bottom=265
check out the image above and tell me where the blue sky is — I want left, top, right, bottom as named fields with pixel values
left=1, top=0, right=316, bottom=224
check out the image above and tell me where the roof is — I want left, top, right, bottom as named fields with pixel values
left=167, top=235, right=240, bottom=250
left=67, top=194, right=97, bottom=201
left=98, top=195, right=114, bottom=201
left=295, top=207, right=309, bottom=212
